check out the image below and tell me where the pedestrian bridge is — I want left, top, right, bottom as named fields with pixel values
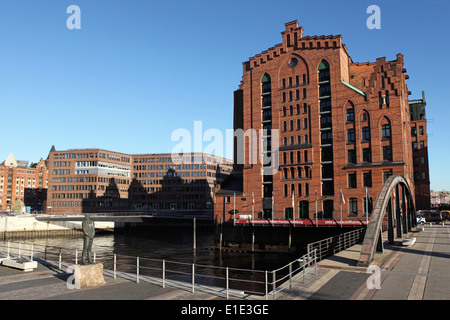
left=35, top=211, right=212, bottom=223
left=358, top=175, right=417, bottom=266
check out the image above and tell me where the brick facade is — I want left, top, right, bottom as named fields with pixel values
left=409, top=92, right=431, bottom=210
left=214, top=20, right=425, bottom=223
left=0, top=154, right=48, bottom=212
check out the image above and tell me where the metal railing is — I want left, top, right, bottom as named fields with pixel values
left=0, top=240, right=317, bottom=300
left=307, top=228, right=366, bottom=262
left=111, top=249, right=317, bottom=300
left=0, top=241, right=110, bottom=270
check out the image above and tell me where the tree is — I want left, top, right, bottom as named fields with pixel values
left=12, top=200, right=24, bottom=214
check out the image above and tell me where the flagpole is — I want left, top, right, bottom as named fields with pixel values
left=315, top=189, right=318, bottom=226
left=271, top=191, right=274, bottom=224
left=233, top=192, right=236, bottom=226
left=252, top=192, right=254, bottom=224
left=292, top=191, right=295, bottom=224
left=366, top=188, right=368, bottom=226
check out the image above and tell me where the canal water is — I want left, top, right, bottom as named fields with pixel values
left=1, top=226, right=302, bottom=294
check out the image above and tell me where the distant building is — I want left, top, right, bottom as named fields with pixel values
left=409, top=92, right=431, bottom=210
left=0, top=153, right=48, bottom=212
left=46, top=147, right=232, bottom=214
left=131, top=153, right=232, bottom=212
left=430, top=190, right=450, bottom=207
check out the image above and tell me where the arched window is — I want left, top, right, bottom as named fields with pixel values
left=261, top=73, right=271, bottom=85
left=346, top=109, right=355, bottom=122
left=362, top=111, right=368, bottom=122
left=380, top=116, right=392, bottom=161
left=318, top=60, right=330, bottom=80
left=381, top=124, right=391, bottom=138
left=362, top=127, right=370, bottom=141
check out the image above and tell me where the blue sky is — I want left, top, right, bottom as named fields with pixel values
left=0, top=0, right=448, bottom=190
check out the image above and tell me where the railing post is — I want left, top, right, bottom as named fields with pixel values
left=94, top=252, right=96, bottom=263
left=44, top=245, right=47, bottom=263
left=192, top=264, right=195, bottom=293
left=18, top=242, right=21, bottom=259
left=226, top=267, right=229, bottom=299
left=30, top=244, right=34, bottom=261
left=303, top=256, right=306, bottom=282
left=319, top=243, right=322, bottom=262
left=113, top=254, right=116, bottom=279
left=306, top=251, right=312, bottom=268
left=314, top=249, right=317, bottom=275
left=136, top=257, right=140, bottom=283
left=289, top=262, right=292, bottom=291
left=59, top=248, right=62, bottom=269
left=265, top=271, right=268, bottom=300
left=75, top=249, right=78, bottom=265
left=162, top=260, right=166, bottom=288
left=7, top=241, right=10, bottom=258
left=272, top=270, right=276, bottom=300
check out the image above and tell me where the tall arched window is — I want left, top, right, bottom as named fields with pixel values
left=381, top=124, right=391, bottom=138
left=319, top=59, right=334, bottom=198
left=262, top=73, right=273, bottom=218
left=380, top=116, right=392, bottom=161
left=346, top=108, right=355, bottom=122
left=318, top=60, right=330, bottom=81
left=261, top=74, right=271, bottom=92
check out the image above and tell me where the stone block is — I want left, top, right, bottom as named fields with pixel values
left=402, top=237, right=416, bottom=247
left=2, top=258, right=38, bottom=272
left=74, top=263, right=105, bottom=287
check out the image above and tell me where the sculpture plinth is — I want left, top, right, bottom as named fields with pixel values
left=74, top=263, right=105, bottom=287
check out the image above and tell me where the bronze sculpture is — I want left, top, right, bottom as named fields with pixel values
left=81, top=214, right=95, bottom=265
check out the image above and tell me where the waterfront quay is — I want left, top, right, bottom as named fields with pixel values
left=0, top=224, right=448, bottom=302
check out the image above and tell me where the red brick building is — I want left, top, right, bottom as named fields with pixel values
left=0, top=153, right=48, bottom=213
left=215, top=20, right=424, bottom=223
left=409, top=92, right=431, bottom=210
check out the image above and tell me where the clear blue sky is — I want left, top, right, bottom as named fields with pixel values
left=0, top=0, right=448, bottom=190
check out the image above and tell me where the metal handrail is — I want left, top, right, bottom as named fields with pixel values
left=307, top=228, right=366, bottom=262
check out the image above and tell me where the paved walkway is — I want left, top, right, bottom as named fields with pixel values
left=0, top=224, right=448, bottom=301
left=277, top=223, right=450, bottom=300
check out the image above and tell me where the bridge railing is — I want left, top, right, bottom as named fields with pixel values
left=111, top=249, right=317, bottom=299
left=307, top=228, right=366, bottom=262
left=35, top=210, right=213, bottom=219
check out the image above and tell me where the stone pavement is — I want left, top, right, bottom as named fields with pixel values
left=277, top=223, right=450, bottom=300
left=0, top=224, right=448, bottom=301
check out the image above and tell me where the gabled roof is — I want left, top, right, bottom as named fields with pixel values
left=1, top=153, right=17, bottom=167
left=341, top=81, right=366, bottom=97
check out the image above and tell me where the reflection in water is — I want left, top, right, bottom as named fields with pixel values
left=23, top=227, right=298, bottom=269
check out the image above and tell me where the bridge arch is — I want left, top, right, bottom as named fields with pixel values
left=358, top=175, right=416, bottom=266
